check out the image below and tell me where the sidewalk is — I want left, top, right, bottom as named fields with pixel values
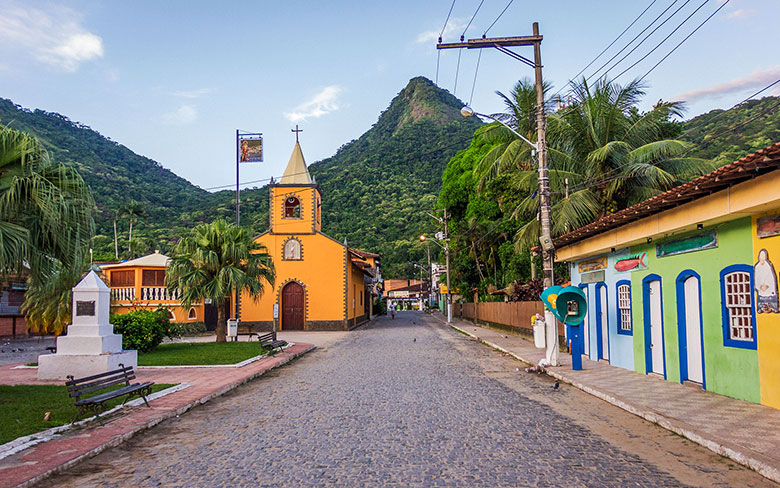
left=0, top=342, right=315, bottom=488
left=433, top=312, right=780, bottom=484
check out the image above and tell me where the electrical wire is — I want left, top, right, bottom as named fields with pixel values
left=483, top=0, right=514, bottom=36
left=593, top=0, right=693, bottom=83
left=454, top=48, right=463, bottom=95
left=469, top=50, right=483, bottom=106
left=584, top=0, right=681, bottom=83
left=553, top=0, right=658, bottom=98
left=638, top=0, right=731, bottom=81
left=439, top=0, right=457, bottom=40
left=462, top=0, right=486, bottom=38
left=611, top=0, right=711, bottom=82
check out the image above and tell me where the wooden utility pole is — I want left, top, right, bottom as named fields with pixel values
left=438, top=23, right=558, bottom=364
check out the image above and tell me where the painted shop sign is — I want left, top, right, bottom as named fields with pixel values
left=757, top=214, right=780, bottom=239
left=656, top=231, right=717, bottom=258
left=578, top=256, right=607, bottom=273
left=755, top=248, right=779, bottom=314
left=613, top=252, right=648, bottom=273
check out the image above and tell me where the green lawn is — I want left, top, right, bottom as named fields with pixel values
left=0, top=384, right=173, bottom=445
left=138, top=341, right=271, bottom=366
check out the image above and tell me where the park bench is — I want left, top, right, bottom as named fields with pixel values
left=230, top=325, right=257, bottom=342
left=258, top=331, right=287, bottom=353
left=65, top=364, right=154, bottom=423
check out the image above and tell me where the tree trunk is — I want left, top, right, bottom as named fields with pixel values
left=216, top=299, right=227, bottom=342
left=113, top=219, right=119, bottom=259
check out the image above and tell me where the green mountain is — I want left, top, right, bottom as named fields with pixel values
left=681, top=95, right=780, bottom=163
left=0, top=77, right=480, bottom=277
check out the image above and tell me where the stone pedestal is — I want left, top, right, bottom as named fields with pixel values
left=38, top=271, right=137, bottom=380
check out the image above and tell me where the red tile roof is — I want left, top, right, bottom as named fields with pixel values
left=553, top=142, right=780, bottom=249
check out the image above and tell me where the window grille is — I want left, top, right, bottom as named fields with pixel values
left=724, top=271, right=753, bottom=341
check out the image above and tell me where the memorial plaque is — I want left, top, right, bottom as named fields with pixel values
left=76, top=300, right=96, bottom=316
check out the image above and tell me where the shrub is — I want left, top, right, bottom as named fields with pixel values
left=166, top=321, right=207, bottom=337
left=374, top=299, right=387, bottom=315
left=112, top=309, right=168, bottom=352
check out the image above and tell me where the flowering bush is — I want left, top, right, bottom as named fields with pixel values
left=112, top=309, right=169, bottom=352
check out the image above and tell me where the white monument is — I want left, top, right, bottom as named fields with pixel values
left=38, top=271, right=137, bottom=380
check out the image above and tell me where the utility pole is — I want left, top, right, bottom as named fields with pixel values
left=444, top=208, right=452, bottom=324
left=438, top=22, right=558, bottom=365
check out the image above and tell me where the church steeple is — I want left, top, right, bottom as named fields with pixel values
left=280, top=141, right=312, bottom=184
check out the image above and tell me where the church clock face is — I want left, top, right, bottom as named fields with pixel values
left=287, top=197, right=296, bottom=204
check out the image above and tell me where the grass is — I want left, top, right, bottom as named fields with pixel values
left=138, top=341, right=271, bottom=366
left=0, top=383, right=173, bottom=445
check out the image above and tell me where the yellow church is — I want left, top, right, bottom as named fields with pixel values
left=239, top=138, right=380, bottom=331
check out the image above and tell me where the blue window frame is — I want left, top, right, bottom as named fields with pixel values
left=615, top=280, right=633, bottom=335
left=719, top=264, right=757, bottom=350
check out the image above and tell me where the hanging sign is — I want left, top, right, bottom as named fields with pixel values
left=238, top=135, right=263, bottom=163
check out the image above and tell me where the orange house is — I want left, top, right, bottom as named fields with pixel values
left=100, top=252, right=205, bottom=323
left=239, top=140, right=380, bottom=331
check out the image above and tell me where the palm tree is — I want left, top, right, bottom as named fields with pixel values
left=476, top=78, right=711, bottom=251
left=118, top=200, right=146, bottom=257
left=0, top=126, right=94, bottom=334
left=166, top=219, right=275, bottom=342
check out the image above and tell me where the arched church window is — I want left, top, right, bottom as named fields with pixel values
left=285, top=196, right=301, bottom=218
left=283, top=238, right=302, bottom=260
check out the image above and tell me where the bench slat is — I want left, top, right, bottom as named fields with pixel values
left=67, top=371, right=134, bottom=393
left=65, top=366, right=132, bottom=386
left=75, top=382, right=154, bottom=406
left=70, top=376, right=134, bottom=398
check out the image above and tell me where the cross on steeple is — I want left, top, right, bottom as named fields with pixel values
left=292, top=125, right=303, bottom=143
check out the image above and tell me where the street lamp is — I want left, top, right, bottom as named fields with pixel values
left=420, top=229, right=452, bottom=324
left=460, top=107, right=538, bottom=152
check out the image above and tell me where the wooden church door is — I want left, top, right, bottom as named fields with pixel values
left=282, top=282, right=304, bottom=330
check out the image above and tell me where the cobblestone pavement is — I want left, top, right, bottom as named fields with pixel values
left=0, top=336, right=55, bottom=366
left=40, top=312, right=774, bottom=487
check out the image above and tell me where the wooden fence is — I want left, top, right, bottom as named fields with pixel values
left=453, top=301, right=565, bottom=336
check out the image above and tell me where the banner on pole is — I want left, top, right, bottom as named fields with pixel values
left=238, top=136, right=263, bottom=163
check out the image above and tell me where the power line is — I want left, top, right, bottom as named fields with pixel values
left=483, top=0, right=514, bottom=36
left=469, top=50, right=483, bottom=106
left=439, top=0, right=457, bottom=39
left=638, top=0, right=731, bottom=81
left=593, top=0, right=693, bottom=83
left=553, top=0, right=658, bottom=98
left=611, top=0, right=712, bottom=82
left=462, top=0, right=486, bottom=38
left=584, top=0, right=682, bottom=83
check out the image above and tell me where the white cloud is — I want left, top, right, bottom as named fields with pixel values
left=162, top=105, right=198, bottom=125
left=416, top=18, right=467, bottom=44
left=726, top=8, right=756, bottom=19
left=284, top=85, right=343, bottom=123
left=173, top=88, right=213, bottom=99
left=674, top=66, right=780, bottom=103
left=0, top=2, right=104, bottom=72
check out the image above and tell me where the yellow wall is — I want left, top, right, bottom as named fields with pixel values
left=270, top=184, right=321, bottom=234
left=754, top=213, right=780, bottom=408
left=240, top=232, right=347, bottom=326
left=346, top=263, right=366, bottom=323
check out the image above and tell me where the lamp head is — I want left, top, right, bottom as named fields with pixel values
left=460, top=106, right=475, bottom=118
left=419, top=235, right=427, bottom=242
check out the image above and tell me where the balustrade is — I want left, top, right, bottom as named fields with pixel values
left=140, top=287, right=180, bottom=301
left=111, top=287, right=135, bottom=301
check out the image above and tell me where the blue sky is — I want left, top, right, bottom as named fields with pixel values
left=0, top=0, right=777, bottom=191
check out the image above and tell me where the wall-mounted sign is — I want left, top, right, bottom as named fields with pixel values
left=657, top=231, right=717, bottom=258
left=273, top=304, right=279, bottom=319
left=755, top=248, right=779, bottom=314
left=578, top=256, right=607, bottom=273
left=614, top=252, right=648, bottom=273
left=757, top=214, right=780, bottom=239
left=580, top=270, right=605, bottom=284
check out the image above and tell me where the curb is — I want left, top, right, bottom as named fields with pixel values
left=13, top=344, right=316, bottom=488
left=436, top=316, right=780, bottom=484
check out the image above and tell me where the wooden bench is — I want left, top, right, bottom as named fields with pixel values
left=66, top=364, right=154, bottom=423
left=258, top=331, right=287, bottom=353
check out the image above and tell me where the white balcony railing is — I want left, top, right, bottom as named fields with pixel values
left=111, top=287, right=135, bottom=301
left=140, top=287, right=180, bottom=301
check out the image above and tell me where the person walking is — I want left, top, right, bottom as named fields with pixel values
left=389, top=302, right=396, bottom=319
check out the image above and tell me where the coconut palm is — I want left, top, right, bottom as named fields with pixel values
left=118, top=200, right=146, bottom=257
left=477, top=78, right=712, bottom=251
left=166, top=219, right=275, bottom=342
left=0, top=126, right=94, bottom=334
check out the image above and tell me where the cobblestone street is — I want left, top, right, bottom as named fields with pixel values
left=41, top=312, right=774, bottom=487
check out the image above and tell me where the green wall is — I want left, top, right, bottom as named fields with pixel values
left=630, top=217, right=760, bottom=403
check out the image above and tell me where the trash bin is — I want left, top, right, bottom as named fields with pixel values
left=227, top=318, right=239, bottom=340
left=532, top=315, right=546, bottom=349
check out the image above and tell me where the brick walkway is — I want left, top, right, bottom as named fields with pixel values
left=435, top=313, right=780, bottom=483
left=0, top=342, right=315, bottom=488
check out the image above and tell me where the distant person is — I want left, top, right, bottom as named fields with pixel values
left=389, top=302, right=396, bottom=319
